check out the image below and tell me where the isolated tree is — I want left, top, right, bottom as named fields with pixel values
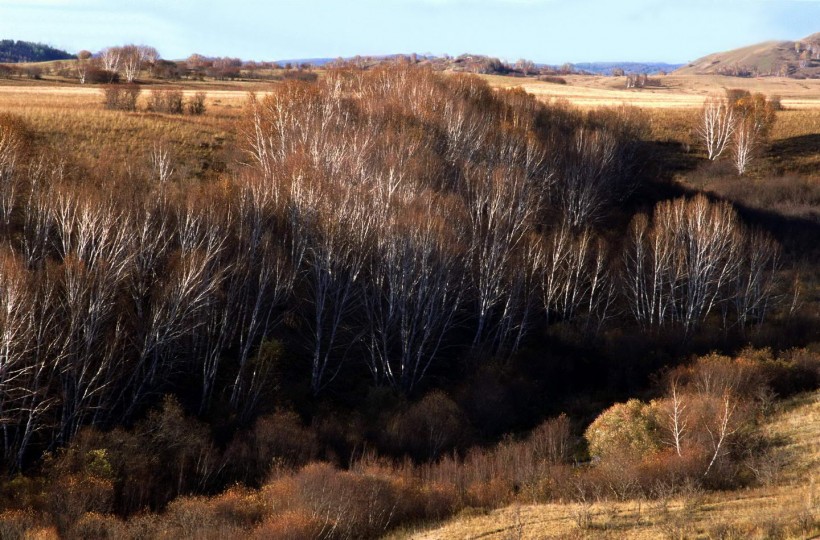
left=75, top=50, right=93, bottom=84
left=697, top=96, right=736, bottom=160
left=729, top=91, right=776, bottom=175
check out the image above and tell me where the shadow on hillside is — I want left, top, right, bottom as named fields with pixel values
left=630, top=140, right=820, bottom=262
left=767, top=134, right=820, bottom=175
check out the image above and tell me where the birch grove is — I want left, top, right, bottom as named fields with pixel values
left=0, top=66, right=788, bottom=468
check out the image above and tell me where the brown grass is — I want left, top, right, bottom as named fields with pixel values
left=0, top=85, right=244, bottom=181
left=478, top=74, right=820, bottom=110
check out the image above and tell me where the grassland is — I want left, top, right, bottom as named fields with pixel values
left=398, top=391, right=820, bottom=540
left=479, top=74, right=820, bottom=109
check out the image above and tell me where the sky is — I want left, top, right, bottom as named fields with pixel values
left=1, top=0, right=819, bottom=64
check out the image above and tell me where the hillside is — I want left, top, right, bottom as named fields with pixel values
left=406, top=390, right=820, bottom=539
left=675, top=33, right=820, bottom=78
left=0, top=39, right=74, bottom=63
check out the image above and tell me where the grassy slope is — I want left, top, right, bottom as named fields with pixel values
left=396, top=391, right=819, bottom=539
left=674, top=34, right=820, bottom=78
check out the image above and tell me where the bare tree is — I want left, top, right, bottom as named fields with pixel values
left=703, top=392, right=740, bottom=477
left=660, top=377, right=689, bottom=457
left=363, top=203, right=465, bottom=391
left=0, top=120, right=22, bottom=227
left=120, top=45, right=141, bottom=83
left=99, top=46, right=121, bottom=77
left=464, top=166, right=537, bottom=348
left=624, top=195, right=758, bottom=335
left=697, top=96, right=736, bottom=160
left=76, top=50, right=93, bottom=84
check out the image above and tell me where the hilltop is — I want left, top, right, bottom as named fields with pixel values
left=675, top=32, right=820, bottom=78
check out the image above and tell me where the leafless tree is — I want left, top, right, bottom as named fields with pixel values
left=75, top=50, right=93, bottom=84
left=463, top=166, right=537, bottom=347
left=363, top=203, right=465, bottom=391
left=697, top=96, right=736, bottom=160
left=623, top=195, right=780, bottom=335
left=0, top=121, right=22, bottom=227
left=99, top=47, right=121, bottom=76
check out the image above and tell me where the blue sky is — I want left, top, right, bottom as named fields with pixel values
left=1, top=0, right=818, bottom=63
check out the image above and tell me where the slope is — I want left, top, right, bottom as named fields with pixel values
left=675, top=33, right=820, bottom=78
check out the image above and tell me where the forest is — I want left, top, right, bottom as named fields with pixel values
left=0, top=62, right=817, bottom=538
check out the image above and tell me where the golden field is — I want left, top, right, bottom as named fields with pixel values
left=480, top=74, right=820, bottom=109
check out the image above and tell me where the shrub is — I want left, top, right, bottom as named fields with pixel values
left=224, top=410, right=318, bottom=485
left=528, top=413, right=573, bottom=464
left=147, top=89, right=184, bottom=114
left=0, top=510, right=41, bottom=540
left=538, top=75, right=567, bottom=84
left=251, top=510, right=327, bottom=540
left=585, top=399, right=661, bottom=461
left=102, top=84, right=141, bottom=111
left=187, top=92, right=207, bottom=115
left=45, top=475, right=115, bottom=535
left=67, top=512, right=126, bottom=540
left=388, top=390, right=468, bottom=461
left=85, top=68, right=118, bottom=84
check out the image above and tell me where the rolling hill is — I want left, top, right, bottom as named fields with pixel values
left=675, top=32, right=820, bottom=78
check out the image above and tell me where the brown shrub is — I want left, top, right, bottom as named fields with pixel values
left=528, top=413, right=573, bottom=464
left=0, top=510, right=42, bottom=540
left=66, top=512, right=125, bottom=540
left=251, top=510, right=327, bottom=540
left=147, top=89, right=184, bottom=114
left=187, top=92, right=207, bottom=115
left=388, top=390, right=468, bottom=461
left=291, top=462, right=401, bottom=537
left=210, top=486, right=269, bottom=528
left=45, top=475, right=114, bottom=535
left=102, top=85, right=141, bottom=111
left=224, top=410, right=318, bottom=485
left=157, top=496, right=245, bottom=539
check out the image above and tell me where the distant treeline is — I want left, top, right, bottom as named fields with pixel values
left=0, top=39, right=74, bottom=63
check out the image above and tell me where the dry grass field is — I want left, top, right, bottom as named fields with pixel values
left=0, top=84, right=246, bottom=181
left=479, top=74, right=820, bottom=109
left=396, top=391, right=820, bottom=540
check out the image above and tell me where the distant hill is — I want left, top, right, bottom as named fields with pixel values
left=570, top=62, right=683, bottom=75
left=675, top=33, right=820, bottom=78
left=0, top=39, right=74, bottom=63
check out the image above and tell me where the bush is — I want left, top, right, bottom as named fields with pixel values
left=0, top=510, right=41, bottom=540
left=147, top=89, right=184, bottom=114
left=387, top=390, right=468, bottom=461
left=585, top=399, right=661, bottom=461
left=538, top=75, right=567, bottom=84
left=224, top=410, right=318, bottom=485
left=86, top=68, right=118, bottom=84
left=529, top=413, right=573, bottom=464
left=187, top=92, right=207, bottom=115
left=67, top=512, right=125, bottom=540
left=102, top=84, right=141, bottom=111
left=251, top=510, right=326, bottom=540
